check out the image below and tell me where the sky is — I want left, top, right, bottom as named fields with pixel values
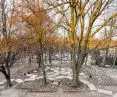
left=46, top=0, right=117, bottom=39
left=3, top=0, right=117, bottom=40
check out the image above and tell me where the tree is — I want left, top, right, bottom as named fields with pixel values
left=15, top=0, right=55, bottom=85
left=45, top=0, right=117, bottom=87
left=0, top=0, right=20, bottom=87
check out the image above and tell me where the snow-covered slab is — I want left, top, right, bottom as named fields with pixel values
left=35, top=76, right=43, bottom=80
left=69, top=73, right=73, bottom=76
left=52, top=61, right=58, bottom=64
left=30, top=75, right=38, bottom=79
left=15, top=79, right=24, bottom=83
left=11, top=79, right=15, bottom=82
left=45, top=67, right=51, bottom=71
left=62, top=72, right=70, bottom=75
left=53, top=72, right=60, bottom=76
left=26, top=74, right=33, bottom=77
left=47, top=74, right=54, bottom=77
left=51, top=68, right=55, bottom=71
left=59, top=71, right=67, bottom=74
left=47, top=72, right=54, bottom=75
left=55, top=76, right=65, bottom=79
left=61, top=68, right=66, bottom=71
left=52, top=81, right=58, bottom=85
left=24, top=78, right=35, bottom=82
left=54, top=67, right=59, bottom=70
left=66, top=68, right=72, bottom=70
left=97, top=89, right=113, bottom=95
left=79, top=73, right=85, bottom=76
left=46, top=66, right=50, bottom=69
left=47, top=77, right=55, bottom=81
left=87, top=84, right=97, bottom=91
left=111, top=76, right=117, bottom=79
left=80, top=79, right=90, bottom=84
left=113, top=93, right=117, bottom=97
left=0, top=81, right=5, bottom=85
left=53, top=70, right=59, bottom=73
left=33, top=70, right=37, bottom=73
left=65, top=76, right=72, bottom=80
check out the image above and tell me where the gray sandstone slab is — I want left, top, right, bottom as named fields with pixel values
left=80, top=79, right=90, bottom=84
left=97, top=89, right=113, bottom=95
left=15, top=79, right=24, bottom=83
left=113, top=93, right=117, bottom=97
left=87, top=84, right=97, bottom=91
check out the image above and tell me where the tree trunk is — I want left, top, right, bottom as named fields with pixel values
left=44, top=51, right=47, bottom=64
left=113, top=48, right=117, bottom=67
left=72, top=62, right=80, bottom=87
left=60, top=51, right=62, bottom=64
left=28, top=55, right=32, bottom=65
left=113, top=56, right=117, bottom=67
left=5, top=74, right=12, bottom=87
left=5, top=59, right=12, bottom=87
left=1, top=67, right=12, bottom=87
left=41, top=52, right=47, bottom=85
left=102, top=56, right=106, bottom=67
left=84, top=55, right=88, bottom=65
left=49, top=49, right=52, bottom=64
left=72, top=44, right=80, bottom=87
left=37, top=52, right=41, bottom=68
left=70, top=50, right=73, bottom=61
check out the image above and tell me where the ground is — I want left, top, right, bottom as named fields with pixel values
left=0, top=58, right=117, bottom=97
left=0, top=87, right=116, bottom=97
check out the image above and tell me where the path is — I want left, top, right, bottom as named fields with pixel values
left=0, top=66, right=117, bottom=97
left=0, top=87, right=113, bottom=97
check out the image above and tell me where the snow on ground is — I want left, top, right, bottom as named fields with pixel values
left=0, top=65, right=117, bottom=97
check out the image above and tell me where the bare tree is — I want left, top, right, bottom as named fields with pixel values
left=0, top=0, right=19, bottom=87
left=16, top=0, right=56, bottom=85
left=45, top=0, right=117, bottom=87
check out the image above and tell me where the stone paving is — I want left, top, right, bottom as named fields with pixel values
left=0, top=66, right=117, bottom=97
left=0, top=88, right=113, bottom=97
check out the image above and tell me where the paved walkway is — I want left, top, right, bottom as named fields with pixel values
left=0, top=79, right=116, bottom=97
left=0, top=67, right=117, bottom=97
left=0, top=88, right=113, bottom=97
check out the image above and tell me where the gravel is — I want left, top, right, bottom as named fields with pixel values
left=16, top=79, right=58, bottom=92
left=60, top=78, right=89, bottom=92
left=82, top=65, right=117, bottom=86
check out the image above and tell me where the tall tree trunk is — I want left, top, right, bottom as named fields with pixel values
left=113, top=48, right=117, bottom=67
left=5, top=73, right=11, bottom=87
left=72, top=45, right=79, bottom=87
left=70, top=50, right=73, bottom=61
left=72, top=63, right=79, bottom=87
left=44, top=51, right=47, bottom=64
left=41, top=52, right=47, bottom=85
left=60, top=51, right=62, bottom=64
left=102, top=49, right=109, bottom=67
left=5, top=57, right=12, bottom=87
left=28, top=55, right=32, bottom=65
left=49, top=48, right=52, bottom=64
left=37, top=52, right=41, bottom=69
left=1, top=67, right=12, bottom=87
left=85, top=55, right=88, bottom=65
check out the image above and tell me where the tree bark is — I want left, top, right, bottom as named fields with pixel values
left=41, top=52, right=47, bottom=85
left=5, top=73, right=12, bottom=87
left=113, top=48, right=117, bottom=67
left=72, top=63, right=79, bottom=87
left=0, top=68, right=12, bottom=87
left=28, top=55, right=32, bottom=65
left=37, top=52, right=41, bottom=68
left=44, top=51, right=47, bottom=64
left=49, top=48, right=52, bottom=64
left=72, top=44, right=80, bottom=87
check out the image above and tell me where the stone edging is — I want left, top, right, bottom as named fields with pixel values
left=80, top=79, right=117, bottom=97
